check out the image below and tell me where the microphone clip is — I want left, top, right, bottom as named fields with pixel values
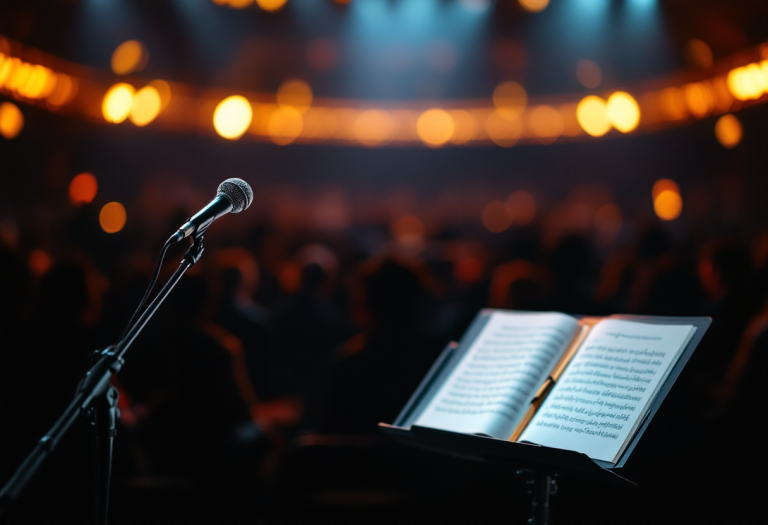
left=182, top=234, right=205, bottom=267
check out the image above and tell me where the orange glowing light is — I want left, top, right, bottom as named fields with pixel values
left=683, top=82, right=714, bottom=118
left=68, top=173, right=98, bottom=205
left=102, top=83, right=135, bottom=123
left=654, top=191, right=682, bottom=221
left=658, top=87, right=687, bottom=121
left=7, top=62, right=31, bottom=92
left=416, top=108, right=454, bottom=147
left=276, top=79, right=313, bottom=114
left=129, top=86, right=161, bottom=126
left=354, top=110, right=395, bottom=147
left=606, top=92, right=640, bottom=132
left=47, top=74, right=76, bottom=107
left=110, top=40, right=147, bottom=76
left=493, top=81, right=528, bottom=120
left=576, top=95, right=611, bottom=136
left=727, top=65, right=766, bottom=101
left=27, top=249, right=52, bottom=277
left=714, top=114, right=742, bottom=148
left=213, top=95, right=253, bottom=139
left=685, top=39, right=713, bottom=70
left=268, top=106, right=304, bottom=145
left=99, top=202, right=127, bottom=233
left=391, top=215, right=425, bottom=245
left=507, top=190, right=536, bottom=225
left=594, top=203, right=623, bottom=236
left=256, top=0, right=288, bottom=12
left=575, top=60, right=601, bottom=89
left=518, top=0, right=549, bottom=13
left=486, top=110, right=523, bottom=147
left=0, top=102, right=24, bottom=139
left=148, top=79, right=172, bottom=110
left=0, top=56, right=17, bottom=87
left=18, top=65, right=52, bottom=99
left=652, top=179, right=679, bottom=200
left=482, top=201, right=513, bottom=233
left=449, top=110, right=477, bottom=144
left=527, top=105, right=564, bottom=143
left=229, top=0, right=254, bottom=7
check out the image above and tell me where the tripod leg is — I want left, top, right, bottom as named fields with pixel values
left=90, top=385, right=119, bottom=525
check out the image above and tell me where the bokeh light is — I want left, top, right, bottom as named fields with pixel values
left=268, top=106, right=304, bottom=145
left=102, top=83, right=135, bottom=124
left=683, top=82, right=714, bottom=118
left=519, top=0, right=549, bottom=13
left=68, top=173, right=98, bottom=205
left=213, top=95, right=253, bottom=140
left=277, top=79, right=313, bottom=114
left=606, top=92, right=640, bottom=133
left=354, top=110, right=395, bottom=147
left=654, top=191, right=682, bottom=221
left=727, top=64, right=767, bottom=101
left=110, top=40, right=148, bottom=76
left=391, top=215, right=425, bottom=246
left=685, top=39, right=713, bottom=70
left=714, top=114, right=742, bottom=148
left=228, top=0, right=255, bottom=8
left=575, top=60, right=602, bottom=89
left=416, top=109, right=454, bottom=147
left=129, top=86, right=161, bottom=126
left=652, top=178, right=680, bottom=200
left=256, top=0, right=288, bottom=12
left=449, top=110, right=477, bottom=145
left=493, top=81, right=528, bottom=120
left=576, top=95, right=611, bottom=136
left=486, top=110, right=523, bottom=147
left=482, top=201, right=513, bottom=233
left=658, top=87, right=687, bottom=121
left=148, top=79, right=172, bottom=110
left=507, top=190, right=536, bottom=225
left=47, top=74, right=77, bottom=107
left=99, top=202, right=127, bottom=233
left=527, top=105, right=564, bottom=143
left=27, top=249, right=52, bottom=277
left=0, top=102, right=23, bottom=139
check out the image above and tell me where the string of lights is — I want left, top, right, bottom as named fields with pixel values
left=1, top=35, right=766, bottom=147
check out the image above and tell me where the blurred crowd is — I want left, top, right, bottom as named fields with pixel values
left=1, top=207, right=767, bottom=524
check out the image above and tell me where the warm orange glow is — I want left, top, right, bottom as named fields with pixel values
left=683, top=82, right=714, bottom=118
left=277, top=79, right=313, bottom=114
left=727, top=64, right=766, bottom=101
left=416, top=108, right=454, bottom=147
left=354, top=110, right=395, bottom=146
left=6, top=62, right=31, bottom=92
left=129, top=86, right=161, bottom=126
left=486, top=110, right=523, bottom=147
left=110, top=40, right=147, bottom=76
left=518, top=0, right=549, bottom=13
left=493, top=81, right=527, bottom=120
left=391, top=215, right=425, bottom=245
left=0, top=56, right=17, bottom=87
left=576, top=95, right=610, bottom=136
left=27, top=249, right=52, bottom=277
left=449, top=110, right=477, bottom=144
left=652, top=179, right=679, bottom=200
left=213, top=95, right=253, bottom=139
left=658, top=87, right=687, bottom=121
left=594, top=203, right=623, bottom=236
left=507, top=190, right=536, bottom=225
left=102, top=83, right=135, bottom=124
left=714, top=114, right=742, bottom=148
left=685, top=39, right=713, bottom=70
left=575, top=60, right=601, bottom=89
left=99, top=202, right=127, bottom=233
left=148, top=79, right=172, bottom=110
left=482, top=201, right=513, bottom=233
left=47, top=74, right=76, bottom=107
left=0, top=102, right=24, bottom=139
left=606, top=92, right=640, bottom=133
left=69, top=173, right=98, bottom=205
left=228, top=0, right=254, bottom=7
left=527, top=105, right=564, bottom=142
left=268, top=106, right=303, bottom=145
left=654, top=191, right=682, bottom=221
left=256, top=0, right=288, bottom=12
left=18, top=65, right=53, bottom=98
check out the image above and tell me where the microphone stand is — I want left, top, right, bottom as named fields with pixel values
left=0, top=235, right=206, bottom=525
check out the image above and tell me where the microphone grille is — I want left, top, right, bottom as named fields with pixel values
left=217, top=178, right=253, bottom=213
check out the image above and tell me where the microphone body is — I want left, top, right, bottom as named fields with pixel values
left=171, top=178, right=253, bottom=242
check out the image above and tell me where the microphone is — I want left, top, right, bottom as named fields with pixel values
left=172, top=178, right=253, bottom=242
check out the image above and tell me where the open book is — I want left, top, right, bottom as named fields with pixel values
left=413, top=311, right=697, bottom=464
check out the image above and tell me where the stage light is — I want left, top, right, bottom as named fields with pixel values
left=27, top=249, right=52, bottom=277
left=652, top=178, right=679, bottom=200
left=148, top=79, right=172, bottom=110
left=449, top=110, right=477, bottom=145
left=482, top=201, right=513, bottom=233
left=594, top=203, right=622, bottom=236
left=575, top=60, right=602, bottom=89
left=256, top=0, right=288, bottom=12
left=391, top=215, right=425, bottom=245
left=527, top=105, right=564, bottom=143
left=99, top=202, right=127, bottom=233
left=727, top=65, right=765, bottom=101
left=213, top=95, right=253, bottom=140
left=102, top=83, right=135, bottom=123
left=129, top=86, right=161, bottom=126
left=276, top=79, right=313, bottom=114
left=486, top=110, right=523, bottom=147
left=354, top=110, right=395, bottom=147
left=576, top=95, right=610, bottom=136
left=68, top=173, right=98, bottom=205
left=654, top=190, right=682, bottom=221
left=685, top=39, right=713, bottom=70
left=493, top=81, right=527, bottom=120
left=416, top=109, right=454, bottom=147
left=47, top=74, right=77, bottom=107
left=606, top=92, right=640, bottom=133
left=714, top=114, right=742, bottom=148
left=519, top=0, right=549, bottom=13
left=507, top=190, right=536, bottom=225
left=683, top=82, right=714, bottom=118
left=110, top=40, right=147, bottom=76
left=268, top=106, right=303, bottom=145
left=0, top=102, right=23, bottom=139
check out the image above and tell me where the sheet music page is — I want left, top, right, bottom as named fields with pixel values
left=519, top=319, right=696, bottom=463
left=414, top=312, right=581, bottom=439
